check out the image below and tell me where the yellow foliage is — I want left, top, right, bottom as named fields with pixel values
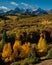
left=13, top=40, right=22, bottom=57
left=37, top=37, right=47, bottom=53
left=4, top=57, right=9, bottom=62
left=2, top=43, right=12, bottom=58
left=20, top=42, right=31, bottom=58
left=3, top=55, right=13, bottom=62
left=13, top=40, right=21, bottom=50
left=13, top=41, right=31, bottom=58
left=42, top=20, right=52, bottom=25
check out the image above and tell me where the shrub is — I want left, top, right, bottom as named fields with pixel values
left=28, top=48, right=39, bottom=63
left=46, top=48, right=52, bottom=59
left=21, top=48, right=39, bottom=65
left=21, top=59, right=29, bottom=65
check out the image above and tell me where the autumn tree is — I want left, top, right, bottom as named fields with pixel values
left=2, top=43, right=12, bottom=62
left=37, top=33, right=48, bottom=53
left=13, top=40, right=22, bottom=58
left=20, top=42, right=31, bottom=58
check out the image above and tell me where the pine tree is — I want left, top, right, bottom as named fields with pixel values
left=1, top=20, right=7, bottom=49
left=2, top=30, right=6, bottom=48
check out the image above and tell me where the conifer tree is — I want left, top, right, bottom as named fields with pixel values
left=2, top=20, right=7, bottom=49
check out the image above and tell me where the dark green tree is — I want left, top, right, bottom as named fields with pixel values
left=1, top=20, right=7, bottom=49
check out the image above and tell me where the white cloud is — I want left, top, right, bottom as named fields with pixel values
left=11, top=2, right=18, bottom=6
left=21, top=2, right=33, bottom=8
left=0, top=6, right=9, bottom=10
left=21, top=2, right=29, bottom=7
left=0, top=6, right=10, bottom=12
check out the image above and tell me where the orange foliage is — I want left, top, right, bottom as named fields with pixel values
left=2, top=43, right=12, bottom=58
left=2, top=43, right=12, bottom=62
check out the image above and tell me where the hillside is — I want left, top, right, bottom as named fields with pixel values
left=0, top=14, right=52, bottom=65
left=0, top=14, right=52, bottom=32
left=0, top=14, right=52, bottom=43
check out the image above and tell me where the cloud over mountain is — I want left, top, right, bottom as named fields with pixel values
left=21, top=2, right=29, bottom=7
left=11, top=2, right=18, bottom=6
left=21, top=2, right=33, bottom=8
left=0, top=6, right=10, bottom=12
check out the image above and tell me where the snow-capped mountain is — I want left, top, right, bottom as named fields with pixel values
left=32, top=8, right=48, bottom=15
left=0, top=8, right=10, bottom=15
left=24, top=8, right=33, bottom=14
left=0, top=6, right=52, bottom=16
left=6, top=7, right=48, bottom=15
left=5, top=7, right=21, bottom=15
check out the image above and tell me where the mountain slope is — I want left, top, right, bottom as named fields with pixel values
left=32, top=8, right=48, bottom=15
left=0, top=7, right=52, bottom=16
left=0, top=9, right=5, bottom=15
left=5, top=7, right=48, bottom=15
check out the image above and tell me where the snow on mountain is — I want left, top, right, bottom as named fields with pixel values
left=0, top=6, right=52, bottom=16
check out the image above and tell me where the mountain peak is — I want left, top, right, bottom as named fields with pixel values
left=0, top=7, right=52, bottom=16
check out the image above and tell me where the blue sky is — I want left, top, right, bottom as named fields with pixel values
left=0, top=0, right=52, bottom=11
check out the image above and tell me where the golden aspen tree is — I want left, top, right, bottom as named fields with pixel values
left=20, top=42, right=31, bottom=58
left=37, top=34, right=47, bottom=53
left=13, top=40, right=21, bottom=58
left=2, top=43, right=12, bottom=62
